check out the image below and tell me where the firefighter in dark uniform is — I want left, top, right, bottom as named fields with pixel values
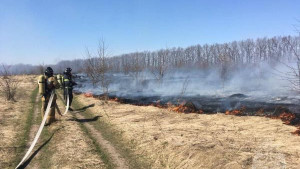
left=38, top=67, right=61, bottom=125
left=63, top=68, right=77, bottom=110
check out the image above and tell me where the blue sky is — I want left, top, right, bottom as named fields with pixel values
left=0, top=0, right=299, bottom=65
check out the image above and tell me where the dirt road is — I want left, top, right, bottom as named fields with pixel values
left=6, top=76, right=133, bottom=169
left=20, top=92, right=106, bottom=168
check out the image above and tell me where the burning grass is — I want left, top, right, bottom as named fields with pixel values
left=77, top=93, right=300, bottom=169
left=225, top=106, right=246, bottom=115
left=84, top=92, right=93, bottom=97
left=83, top=92, right=300, bottom=136
left=168, top=101, right=204, bottom=114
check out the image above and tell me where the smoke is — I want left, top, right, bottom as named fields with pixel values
left=75, top=61, right=299, bottom=104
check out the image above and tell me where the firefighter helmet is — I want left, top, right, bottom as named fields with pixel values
left=64, top=67, right=72, bottom=75
left=45, top=67, right=54, bottom=77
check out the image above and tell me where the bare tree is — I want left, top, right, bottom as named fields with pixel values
left=85, top=49, right=100, bottom=86
left=274, top=22, right=300, bottom=92
left=129, top=52, right=144, bottom=80
left=97, top=39, right=111, bottom=99
left=218, top=54, right=232, bottom=90
left=150, top=48, right=170, bottom=82
left=180, top=76, right=190, bottom=96
left=85, top=38, right=111, bottom=99
left=0, top=64, right=19, bottom=101
left=79, top=35, right=299, bottom=79
left=279, top=35, right=300, bottom=91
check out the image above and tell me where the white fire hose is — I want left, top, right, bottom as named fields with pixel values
left=15, top=91, right=55, bottom=169
left=16, top=89, right=70, bottom=168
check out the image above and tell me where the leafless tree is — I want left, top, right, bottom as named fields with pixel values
left=129, top=52, right=144, bottom=80
left=0, top=64, right=19, bottom=101
left=85, top=38, right=111, bottom=99
left=279, top=35, right=300, bottom=91
left=150, top=48, right=170, bottom=82
left=81, top=35, right=300, bottom=80
left=97, top=39, right=111, bottom=99
left=180, top=76, right=190, bottom=96
left=272, top=21, right=300, bottom=92
left=85, top=49, right=100, bottom=86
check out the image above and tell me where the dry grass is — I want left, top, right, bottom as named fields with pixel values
left=36, top=93, right=106, bottom=169
left=0, top=75, right=106, bottom=169
left=0, top=75, right=37, bottom=168
left=2, top=75, right=300, bottom=169
left=77, top=94, right=300, bottom=169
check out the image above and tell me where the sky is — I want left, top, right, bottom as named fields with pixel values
left=0, top=0, right=299, bottom=65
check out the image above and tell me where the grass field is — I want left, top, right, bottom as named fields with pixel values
left=1, top=75, right=300, bottom=169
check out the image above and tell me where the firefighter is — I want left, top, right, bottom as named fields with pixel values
left=38, top=67, right=61, bottom=125
left=63, top=67, right=77, bottom=110
left=56, top=74, right=63, bottom=89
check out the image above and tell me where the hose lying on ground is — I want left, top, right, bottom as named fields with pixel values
left=15, top=91, right=55, bottom=169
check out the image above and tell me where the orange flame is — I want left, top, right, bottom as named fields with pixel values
left=278, top=112, right=296, bottom=125
left=168, top=101, right=203, bottom=113
left=225, top=106, right=246, bottom=115
left=84, top=92, right=93, bottom=97
left=110, top=97, right=119, bottom=101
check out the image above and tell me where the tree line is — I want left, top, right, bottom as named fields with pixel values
left=106, top=36, right=299, bottom=74
left=1, top=35, right=299, bottom=76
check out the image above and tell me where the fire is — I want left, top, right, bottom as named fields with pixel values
left=110, top=97, right=120, bottom=102
left=168, top=101, right=203, bottom=114
left=84, top=92, right=93, bottom=97
left=85, top=93, right=300, bottom=136
left=138, top=100, right=204, bottom=114
left=153, top=100, right=166, bottom=108
left=225, top=106, right=246, bottom=115
left=171, top=103, right=189, bottom=113
left=278, top=112, right=296, bottom=125
left=266, top=110, right=300, bottom=135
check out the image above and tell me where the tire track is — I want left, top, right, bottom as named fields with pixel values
left=47, top=93, right=105, bottom=168
left=18, top=91, right=47, bottom=169
left=75, top=113, right=129, bottom=169
left=57, top=92, right=129, bottom=169
left=24, top=93, right=41, bottom=169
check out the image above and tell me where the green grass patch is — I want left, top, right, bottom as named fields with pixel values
left=35, top=95, right=54, bottom=169
left=11, top=87, right=38, bottom=168
left=77, top=118, right=115, bottom=169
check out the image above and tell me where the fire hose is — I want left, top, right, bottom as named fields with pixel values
left=15, top=90, right=55, bottom=169
left=16, top=88, right=70, bottom=168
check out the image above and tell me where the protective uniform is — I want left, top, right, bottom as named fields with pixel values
left=39, top=67, right=60, bottom=125
left=63, top=68, right=77, bottom=110
left=56, top=74, right=63, bottom=88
